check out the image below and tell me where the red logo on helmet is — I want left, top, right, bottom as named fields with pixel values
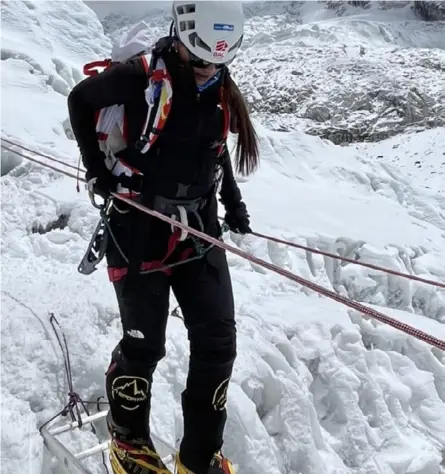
left=213, top=39, right=229, bottom=58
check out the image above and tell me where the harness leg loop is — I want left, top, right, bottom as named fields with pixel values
left=177, top=205, right=188, bottom=241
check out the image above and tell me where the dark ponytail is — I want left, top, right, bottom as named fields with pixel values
left=223, top=71, right=259, bottom=176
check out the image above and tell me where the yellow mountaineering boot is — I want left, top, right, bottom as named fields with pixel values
left=175, top=451, right=236, bottom=474
left=109, top=437, right=172, bottom=474
left=108, top=414, right=171, bottom=474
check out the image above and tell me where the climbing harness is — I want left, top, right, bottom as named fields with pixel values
left=152, top=194, right=207, bottom=242
left=78, top=189, right=219, bottom=281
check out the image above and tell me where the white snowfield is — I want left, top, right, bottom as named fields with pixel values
left=1, top=2, right=444, bottom=474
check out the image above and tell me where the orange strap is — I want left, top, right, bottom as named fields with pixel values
left=83, top=59, right=113, bottom=76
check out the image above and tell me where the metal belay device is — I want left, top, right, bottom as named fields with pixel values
left=40, top=409, right=177, bottom=474
left=77, top=196, right=113, bottom=276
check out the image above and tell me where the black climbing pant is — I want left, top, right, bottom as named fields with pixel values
left=105, top=245, right=237, bottom=473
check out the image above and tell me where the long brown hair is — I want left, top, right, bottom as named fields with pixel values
left=223, top=71, right=259, bottom=176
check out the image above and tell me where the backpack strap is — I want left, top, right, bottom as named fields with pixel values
left=219, top=84, right=230, bottom=155
left=135, top=54, right=173, bottom=154
left=83, top=59, right=113, bottom=77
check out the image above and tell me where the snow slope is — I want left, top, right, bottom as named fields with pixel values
left=1, top=2, right=445, bottom=474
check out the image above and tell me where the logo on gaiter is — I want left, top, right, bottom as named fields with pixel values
left=212, top=377, right=230, bottom=411
left=111, top=376, right=150, bottom=411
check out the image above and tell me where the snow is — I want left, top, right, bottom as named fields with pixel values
left=234, top=8, right=445, bottom=140
left=1, top=1, right=445, bottom=474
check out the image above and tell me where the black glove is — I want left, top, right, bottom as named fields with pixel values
left=85, top=168, right=118, bottom=201
left=224, top=202, right=252, bottom=234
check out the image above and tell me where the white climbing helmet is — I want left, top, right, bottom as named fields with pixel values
left=172, top=1, right=244, bottom=65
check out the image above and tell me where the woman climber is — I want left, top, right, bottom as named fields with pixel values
left=67, top=2, right=259, bottom=474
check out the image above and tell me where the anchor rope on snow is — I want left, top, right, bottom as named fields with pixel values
left=1, top=138, right=445, bottom=351
left=39, top=314, right=110, bottom=473
left=250, top=230, right=445, bottom=290
left=48, top=314, right=88, bottom=427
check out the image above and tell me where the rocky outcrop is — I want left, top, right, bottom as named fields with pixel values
left=236, top=35, right=445, bottom=143
left=325, top=0, right=445, bottom=19
left=233, top=1, right=445, bottom=144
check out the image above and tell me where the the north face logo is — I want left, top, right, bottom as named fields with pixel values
left=213, top=40, right=229, bottom=59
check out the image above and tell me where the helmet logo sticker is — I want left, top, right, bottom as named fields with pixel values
left=213, top=39, right=229, bottom=59
left=214, top=23, right=234, bottom=31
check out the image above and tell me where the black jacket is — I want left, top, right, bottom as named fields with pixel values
left=68, top=38, right=246, bottom=264
left=67, top=38, right=243, bottom=212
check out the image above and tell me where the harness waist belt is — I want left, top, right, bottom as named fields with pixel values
left=152, top=194, right=207, bottom=242
left=152, top=195, right=206, bottom=216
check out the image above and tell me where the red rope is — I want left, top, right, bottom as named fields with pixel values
left=2, top=144, right=83, bottom=181
left=2, top=140, right=444, bottom=351
left=251, top=231, right=445, bottom=290
left=112, top=193, right=445, bottom=352
left=2, top=138, right=83, bottom=173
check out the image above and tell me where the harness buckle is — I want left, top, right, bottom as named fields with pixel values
left=169, top=206, right=188, bottom=241
left=152, top=195, right=206, bottom=241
